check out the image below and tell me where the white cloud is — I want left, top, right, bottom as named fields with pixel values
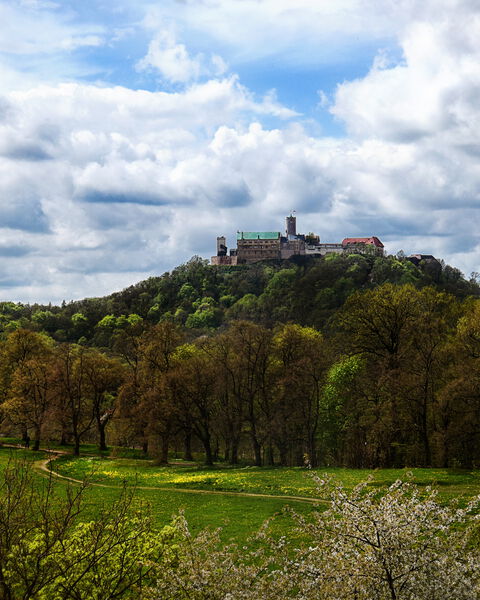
left=137, top=27, right=229, bottom=84
left=137, top=30, right=203, bottom=83
left=0, top=78, right=302, bottom=301
left=332, top=6, right=480, bottom=143
left=140, top=0, right=403, bottom=66
left=0, top=2, right=104, bottom=55
left=0, top=0, right=480, bottom=303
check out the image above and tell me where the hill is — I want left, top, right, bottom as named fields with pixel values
left=0, top=253, right=478, bottom=346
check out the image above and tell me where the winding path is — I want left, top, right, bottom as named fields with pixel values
left=29, top=449, right=321, bottom=505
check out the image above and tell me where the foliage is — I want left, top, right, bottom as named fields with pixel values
left=144, top=475, right=480, bottom=600
left=0, top=457, right=168, bottom=600
left=2, top=450, right=480, bottom=599
left=0, top=254, right=480, bottom=470
left=0, top=254, right=476, bottom=346
left=285, top=475, right=480, bottom=599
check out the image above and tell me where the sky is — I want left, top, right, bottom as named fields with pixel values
left=0, top=0, right=479, bottom=304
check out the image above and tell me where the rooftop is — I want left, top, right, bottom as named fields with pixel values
left=342, top=236, right=384, bottom=248
left=237, top=231, right=280, bottom=240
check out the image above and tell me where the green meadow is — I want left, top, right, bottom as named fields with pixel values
left=2, top=442, right=480, bottom=543
left=52, top=454, right=480, bottom=502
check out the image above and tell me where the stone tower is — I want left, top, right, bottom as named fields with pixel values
left=286, top=214, right=296, bottom=236
left=216, top=236, right=227, bottom=256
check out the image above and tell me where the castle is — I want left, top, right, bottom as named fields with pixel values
left=211, top=215, right=385, bottom=265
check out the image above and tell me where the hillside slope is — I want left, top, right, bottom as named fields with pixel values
left=0, top=253, right=478, bottom=345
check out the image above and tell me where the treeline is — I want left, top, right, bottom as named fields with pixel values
left=0, top=253, right=478, bottom=346
left=1, top=282, right=480, bottom=468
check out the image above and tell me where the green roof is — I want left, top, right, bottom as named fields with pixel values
left=237, top=231, right=280, bottom=240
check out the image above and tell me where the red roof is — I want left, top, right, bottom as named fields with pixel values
left=342, top=236, right=384, bottom=248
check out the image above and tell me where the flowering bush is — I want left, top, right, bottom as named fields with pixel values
left=147, top=475, right=480, bottom=599
left=288, top=474, right=480, bottom=599
left=2, top=457, right=480, bottom=599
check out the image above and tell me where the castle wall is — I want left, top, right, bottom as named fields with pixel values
left=237, top=238, right=281, bottom=263
left=210, top=218, right=387, bottom=265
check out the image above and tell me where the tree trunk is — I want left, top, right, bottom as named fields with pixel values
left=224, top=439, right=230, bottom=463
left=251, top=434, right=262, bottom=467
left=276, top=440, right=288, bottom=466
left=421, top=383, right=431, bottom=466
left=204, top=437, right=213, bottom=466
left=60, top=427, right=68, bottom=446
left=33, top=425, right=41, bottom=451
left=307, top=434, right=318, bottom=468
left=266, top=442, right=274, bottom=466
left=183, top=430, right=194, bottom=461
left=160, top=434, right=169, bottom=464
left=98, top=419, right=108, bottom=452
left=230, top=441, right=239, bottom=465
left=212, top=438, right=219, bottom=462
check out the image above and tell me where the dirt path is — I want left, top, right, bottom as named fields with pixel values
left=32, top=452, right=320, bottom=505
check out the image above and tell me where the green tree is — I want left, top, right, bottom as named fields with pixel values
left=82, top=349, right=126, bottom=451
left=3, top=352, right=55, bottom=450
left=136, top=323, right=184, bottom=463
left=0, top=330, right=54, bottom=443
left=271, top=324, right=331, bottom=466
left=0, top=458, right=168, bottom=600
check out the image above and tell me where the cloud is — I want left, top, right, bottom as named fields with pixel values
left=0, top=196, right=50, bottom=233
left=140, top=0, right=402, bottom=67
left=0, top=244, right=34, bottom=258
left=0, top=2, right=104, bottom=55
left=0, top=0, right=479, bottom=303
left=332, top=6, right=480, bottom=144
left=137, top=29, right=227, bottom=84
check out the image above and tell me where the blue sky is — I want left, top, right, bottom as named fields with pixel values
left=0, top=0, right=479, bottom=303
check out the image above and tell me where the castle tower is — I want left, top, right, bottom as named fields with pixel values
left=286, top=214, right=296, bottom=236
left=216, top=236, right=227, bottom=256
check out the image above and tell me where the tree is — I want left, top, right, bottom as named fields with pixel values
left=334, top=283, right=420, bottom=366
left=437, top=299, right=480, bottom=466
left=136, top=323, right=184, bottom=464
left=147, top=477, right=480, bottom=600
left=288, top=475, right=480, bottom=599
left=52, top=344, right=94, bottom=456
left=333, top=285, right=460, bottom=467
left=3, top=353, right=55, bottom=450
left=114, top=322, right=149, bottom=452
left=81, top=349, right=126, bottom=451
left=0, top=330, right=54, bottom=444
left=271, top=324, right=331, bottom=466
left=171, top=343, right=218, bottom=465
left=0, top=456, right=167, bottom=600
left=217, top=321, right=273, bottom=466
left=205, top=334, right=244, bottom=465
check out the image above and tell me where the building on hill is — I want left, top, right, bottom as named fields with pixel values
left=406, top=253, right=438, bottom=266
left=211, top=215, right=385, bottom=265
left=237, top=231, right=282, bottom=262
left=406, top=254, right=442, bottom=281
left=341, top=237, right=384, bottom=254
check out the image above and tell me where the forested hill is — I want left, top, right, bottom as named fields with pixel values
left=0, top=253, right=479, bottom=345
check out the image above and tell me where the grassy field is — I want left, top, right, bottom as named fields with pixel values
left=52, top=453, right=480, bottom=503
left=0, top=446, right=314, bottom=543
left=2, top=442, right=480, bottom=543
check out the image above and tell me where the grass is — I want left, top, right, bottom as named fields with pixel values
left=0, top=446, right=315, bottom=543
left=0, top=437, right=149, bottom=459
left=52, top=454, right=480, bottom=503
left=3, top=443, right=480, bottom=544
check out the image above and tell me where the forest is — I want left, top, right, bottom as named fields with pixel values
left=1, top=252, right=480, bottom=469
